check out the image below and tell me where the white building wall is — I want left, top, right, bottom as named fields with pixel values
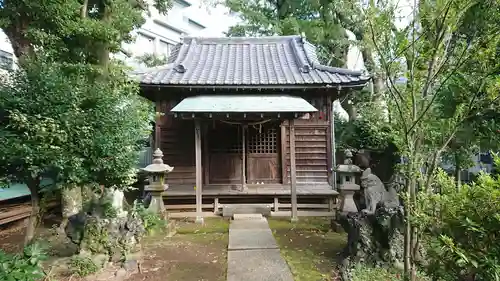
left=119, top=0, right=238, bottom=67
left=0, top=0, right=238, bottom=70
left=0, top=31, right=16, bottom=84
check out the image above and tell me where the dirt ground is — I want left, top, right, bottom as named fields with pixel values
left=0, top=215, right=344, bottom=281
left=127, top=218, right=229, bottom=281
left=269, top=217, right=347, bottom=281
left=0, top=216, right=229, bottom=281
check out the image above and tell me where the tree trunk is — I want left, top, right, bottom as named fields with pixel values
left=340, top=98, right=357, bottom=121
left=454, top=153, right=462, bottom=188
left=403, top=180, right=411, bottom=280
left=3, top=23, right=33, bottom=65
left=25, top=177, right=41, bottom=246
left=97, top=2, right=111, bottom=68
left=409, top=175, right=418, bottom=281
left=81, top=0, right=89, bottom=18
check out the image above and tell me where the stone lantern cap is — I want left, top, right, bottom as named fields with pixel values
left=142, top=148, right=174, bottom=174
left=335, top=164, right=362, bottom=173
left=335, top=149, right=361, bottom=173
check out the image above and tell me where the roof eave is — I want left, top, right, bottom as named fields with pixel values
left=138, top=81, right=370, bottom=90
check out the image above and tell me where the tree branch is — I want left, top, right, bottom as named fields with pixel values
left=368, top=19, right=409, bottom=137
left=407, top=44, right=470, bottom=134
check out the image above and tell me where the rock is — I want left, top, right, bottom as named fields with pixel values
left=338, top=206, right=405, bottom=279
left=107, top=188, right=128, bottom=218
left=66, top=212, right=88, bottom=245
left=91, top=253, right=110, bottom=268
left=115, top=268, right=127, bottom=279
left=65, top=196, right=145, bottom=272
left=122, top=260, right=138, bottom=272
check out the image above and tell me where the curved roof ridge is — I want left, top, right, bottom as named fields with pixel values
left=175, top=38, right=197, bottom=73
left=300, top=37, right=364, bottom=76
left=181, top=35, right=302, bottom=45
left=290, top=37, right=311, bottom=73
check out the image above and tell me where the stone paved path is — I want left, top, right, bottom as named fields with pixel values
left=226, top=215, right=294, bottom=281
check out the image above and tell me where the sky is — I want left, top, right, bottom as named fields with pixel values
left=183, top=0, right=240, bottom=37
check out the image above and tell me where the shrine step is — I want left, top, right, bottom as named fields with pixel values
left=233, top=214, right=263, bottom=220
left=222, top=204, right=272, bottom=218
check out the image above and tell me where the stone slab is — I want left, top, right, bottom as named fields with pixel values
left=228, top=228, right=278, bottom=250
left=222, top=205, right=272, bottom=217
left=230, top=219, right=270, bottom=230
left=227, top=249, right=294, bottom=281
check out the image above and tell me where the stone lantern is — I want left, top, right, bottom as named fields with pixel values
left=142, top=148, right=174, bottom=214
left=335, top=150, right=361, bottom=214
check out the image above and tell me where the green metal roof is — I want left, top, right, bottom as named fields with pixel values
left=0, top=178, right=55, bottom=201
left=170, top=95, right=318, bottom=113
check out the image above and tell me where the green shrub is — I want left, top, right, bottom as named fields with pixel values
left=351, top=264, right=431, bottom=281
left=133, top=201, right=166, bottom=234
left=101, top=199, right=118, bottom=218
left=70, top=256, right=99, bottom=277
left=0, top=243, right=47, bottom=281
left=418, top=156, right=500, bottom=281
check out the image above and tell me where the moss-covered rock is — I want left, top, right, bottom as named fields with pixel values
left=66, top=190, right=145, bottom=270
left=338, top=206, right=406, bottom=280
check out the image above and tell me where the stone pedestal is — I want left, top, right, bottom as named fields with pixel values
left=338, top=183, right=360, bottom=214
left=145, top=184, right=168, bottom=214
left=338, top=206, right=406, bottom=281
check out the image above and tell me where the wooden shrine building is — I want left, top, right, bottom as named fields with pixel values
left=132, top=35, right=370, bottom=221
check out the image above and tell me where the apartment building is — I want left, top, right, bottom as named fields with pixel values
left=0, top=0, right=237, bottom=69
left=117, top=0, right=237, bottom=68
left=0, top=32, right=15, bottom=73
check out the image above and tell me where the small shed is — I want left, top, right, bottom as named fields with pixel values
left=132, top=35, right=370, bottom=220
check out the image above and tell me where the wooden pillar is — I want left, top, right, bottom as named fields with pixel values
left=241, top=124, right=247, bottom=191
left=289, top=119, right=298, bottom=222
left=202, top=124, right=209, bottom=184
left=154, top=102, right=162, bottom=150
left=326, top=95, right=334, bottom=188
left=213, top=197, right=219, bottom=214
left=280, top=123, right=287, bottom=184
left=194, top=120, right=204, bottom=224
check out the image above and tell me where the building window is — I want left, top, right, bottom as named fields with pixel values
left=480, top=152, right=493, bottom=164
left=158, top=40, right=174, bottom=57
left=0, top=50, right=14, bottom=70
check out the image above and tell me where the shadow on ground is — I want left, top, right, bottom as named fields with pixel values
left=1, top=216, right=230, bottom=281
left=128, top=218, right=229, bottom=281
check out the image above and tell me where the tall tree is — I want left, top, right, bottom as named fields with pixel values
left=0, top=0, right=171, bottom=66
left=0, top=0, right=171, bottom=244
left=225, top=0, right=350, bottom=67
left=365, top=0, right=499, bottom=279
left=223, top=0, right=387, bottom=120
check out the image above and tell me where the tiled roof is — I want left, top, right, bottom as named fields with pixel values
left=132, top=35, right=370, bottom=87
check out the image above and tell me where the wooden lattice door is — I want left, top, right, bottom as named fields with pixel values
left=207, top=122, right=242, bottom=184
left=246, top=123, right=281, bottom=184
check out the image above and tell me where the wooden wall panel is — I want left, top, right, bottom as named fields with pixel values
left=284, top=126, right=329, bottom=184
left=281, top=95, right=331, bottom=185
left=157, top=100, right=196, bottom=185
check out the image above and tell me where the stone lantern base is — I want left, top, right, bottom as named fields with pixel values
left=338, top=183, right=360, bottom=214
left=145, top=184, right=168, bottom=214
